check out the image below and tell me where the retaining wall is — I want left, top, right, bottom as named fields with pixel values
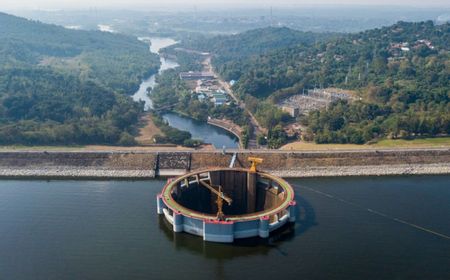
left=0, top=149, right=449, bottom=179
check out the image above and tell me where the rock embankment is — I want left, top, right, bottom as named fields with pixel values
left=0, top=168, right=155, bottom=179
left=270, top=163, right=450, bottom=178
left=0, top=152, right=157, bottom=179
left=0, top=149, right=448, bottom=179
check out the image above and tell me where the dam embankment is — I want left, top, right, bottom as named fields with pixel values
left=0, top=148, right=449, bottom=179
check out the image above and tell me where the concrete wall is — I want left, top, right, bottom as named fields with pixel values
left=0, top=149, right=449, bottom=179
left=0, top=151, right=156, bottom=179
left=190, top=150, right=450, bottom=177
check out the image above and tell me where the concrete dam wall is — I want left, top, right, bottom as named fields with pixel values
left=0, top=149, right=449, bottom=179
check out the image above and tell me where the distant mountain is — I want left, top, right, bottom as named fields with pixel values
left=437, top=13, right=450, bottom=24
left=176, top=27, right=332, bottom=57
left=0, top=12, right=159, bottom=146
left=164, top=27, right=336, bottom=77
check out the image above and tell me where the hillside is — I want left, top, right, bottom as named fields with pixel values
left=0, top=12, right=160, bottom=94
left=170, top=22, right=450, bottom=145
left=170, top=27, right=333, bottom=58
left=0, top=13, right=159, bottom=145
left=207, top=22, right=448, bottom=98
left=163, top=27, right=335, bottom=79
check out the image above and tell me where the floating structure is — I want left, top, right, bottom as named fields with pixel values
left=156, top=158, right=296, bottom=243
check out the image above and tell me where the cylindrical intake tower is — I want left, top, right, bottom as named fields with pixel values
left=157, top=167, right=296, bottom=243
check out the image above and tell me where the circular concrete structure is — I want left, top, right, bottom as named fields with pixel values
left=157, top=168, right=296, bottom=243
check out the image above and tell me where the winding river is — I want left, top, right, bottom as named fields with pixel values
left=132, top=37, right=179, bottom=110
left=132, top=38, right=239, bottom=148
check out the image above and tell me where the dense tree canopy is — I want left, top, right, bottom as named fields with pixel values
left=0, top=68, right=142, bottom=145
left=0, top=12, right=160, bottom=94
left=0, top=12, right=160, bottom=145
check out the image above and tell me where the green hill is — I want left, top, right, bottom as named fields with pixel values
left=0, top=12, right=160, bottom=94
left=171, top=22, right=449, bottom=145
left=163, top=27, right=335, bottom=78
left=0, top=12, right=160, bottom=145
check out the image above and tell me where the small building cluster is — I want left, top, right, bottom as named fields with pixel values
left=278, top=88, right=355, bottom=117
left=182, top=73, right=231, bottom=106
left=414, top=39, right=435, bottom=50
left=388, top=39, right=435, bottom=58
left=389, top=42, right=411, bottom=53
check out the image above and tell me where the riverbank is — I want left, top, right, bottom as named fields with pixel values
left=0, top=149, right=448, bottom=179
left=207, top=118, right=243, bottom=147
left=162, top=113, right=240, bottom=148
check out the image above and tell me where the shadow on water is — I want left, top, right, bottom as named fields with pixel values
left=157, top=195, right=316, bottom=260
left=293, top=194, right=318, bottom=236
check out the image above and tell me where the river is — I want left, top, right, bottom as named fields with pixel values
left=163, top=112, right=239, bottom=149
left=132, top=37, right=179, bottom=110
left=1, top=176, right=449, bottom=279
left=132, top=37, right=239, bottom=148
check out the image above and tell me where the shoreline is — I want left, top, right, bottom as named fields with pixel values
left=207, top=118, right=242, bottom=148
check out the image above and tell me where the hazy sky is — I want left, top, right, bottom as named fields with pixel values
left=3, top=0, right=450, bottom=10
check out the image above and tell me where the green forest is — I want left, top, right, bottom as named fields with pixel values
left=172, top=22, right=450, bottom=144
left=0, top=12, right=160, bottom=145
left=1, top=11, right=448, bottom=147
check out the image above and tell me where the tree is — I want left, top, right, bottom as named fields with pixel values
left=118, top=132, right=137, bottom=146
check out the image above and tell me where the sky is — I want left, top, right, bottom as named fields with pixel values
left=3, top=0, right=450, bottom=10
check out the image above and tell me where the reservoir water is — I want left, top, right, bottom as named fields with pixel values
left=1, top=176, right=449, bottom=279
left=132, top=38, right=239, bottom=148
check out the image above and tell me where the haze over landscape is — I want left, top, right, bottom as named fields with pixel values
left=3, top=0, right=450, bottom=10
left=0, top=1, right=449, bottom=279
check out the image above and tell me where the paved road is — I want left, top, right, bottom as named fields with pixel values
left=204, top=56, right=266, bottom=149
left=1, top=147, right=448, bottom=154
left=175, top=48, right=266, bottom=149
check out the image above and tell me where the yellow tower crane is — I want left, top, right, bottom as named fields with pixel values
left=248, top=157, right=263, bottom=172
left=197, top=175, right=232, bottom=220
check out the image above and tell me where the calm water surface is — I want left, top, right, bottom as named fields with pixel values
left=162, top=112, right=239, bottom=148
left=1, top=176, right=449, bottom=279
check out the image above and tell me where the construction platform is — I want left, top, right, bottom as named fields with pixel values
left=156, top=165, right=296, bottom=243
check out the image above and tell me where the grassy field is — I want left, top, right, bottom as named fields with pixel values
left=135, top=114, right=163, bottom=145
left=0, top=145, right=86, bottom=151
left=2, top=137, right=448, bottom=152
left=280, top=137, right=450, bottom=150
left=280, top=142, right=370, bottom=150
left=372, top=137, right=450, bottom=147
left=0, top=145, right=197, bottom=151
